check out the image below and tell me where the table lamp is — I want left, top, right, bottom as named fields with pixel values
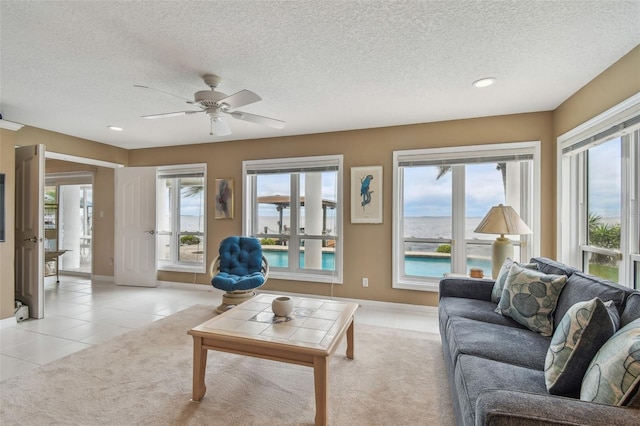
left=474, top=204, right=532, bottom=279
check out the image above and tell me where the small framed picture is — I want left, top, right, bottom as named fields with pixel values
left=214, top=178, right=234, bottom=219
left=351, top=166, right=382, bottom=223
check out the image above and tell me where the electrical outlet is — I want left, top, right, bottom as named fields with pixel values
left=362, top=277, right=368, bottom=287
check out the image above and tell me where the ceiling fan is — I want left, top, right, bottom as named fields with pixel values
left=135, top=74, right=285, bottom=136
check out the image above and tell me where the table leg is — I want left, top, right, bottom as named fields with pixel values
left=314, top=355, right=328, bottom=426
left=191, top=336, right=208, bottom=401
left=346, top=318, right=354, bottom=359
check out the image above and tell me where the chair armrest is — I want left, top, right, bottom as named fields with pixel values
left=439, top=277, right=495, bottom=301
left=475, top=389, right=640, bottom=426
left=209, top=256, right=220, bottom=278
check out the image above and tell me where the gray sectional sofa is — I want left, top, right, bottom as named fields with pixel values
left=439, top=257, right=640, bottom=425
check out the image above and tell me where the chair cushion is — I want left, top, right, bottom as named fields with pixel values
left=554, top=272, right=630, bottom=330
left=439, top=297, right=528, bottom=330
left=530, top=257, right=580, bottom=277
left=212, top=236, right=265, bottom=291
left=218, top=236, right=263, bottom=275
left=212, top=271, right=266, bottom=292
left=544, top=298, right=619, bottom=396
left=580, top=318, right=640, bottom=406
left=445, top=317, right=550, bottom=370
left=496, top=263, right=567, bottom=337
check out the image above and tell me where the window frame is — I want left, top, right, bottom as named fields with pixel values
left=243, top=155, right=343, bottom=284
left=156, top=164, right=207, bottom=273
left=393, top=141, right=541, bottom=292
left=557, top=93, right=640, bottom=288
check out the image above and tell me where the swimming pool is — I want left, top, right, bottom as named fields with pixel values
left=263, top=250, right=491, bottom=277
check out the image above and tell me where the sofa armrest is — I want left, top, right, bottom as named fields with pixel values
left=439, top=277, right=494, bottom=301
left=475, top=389, right=640, bottom=426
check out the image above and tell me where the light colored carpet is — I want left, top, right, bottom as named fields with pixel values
left=0, top=305, right=454, bottom=425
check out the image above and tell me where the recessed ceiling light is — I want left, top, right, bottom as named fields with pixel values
left=472, top=77, right=496, bottom=88
left=107, top=125, right=123, bottom=131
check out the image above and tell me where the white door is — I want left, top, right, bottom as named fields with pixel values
left=115, top=167, right=157, bottom=287
left=15, top=145, right=45, bottom=318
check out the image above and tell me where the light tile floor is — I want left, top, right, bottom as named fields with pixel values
left=0, top=275, right=439, bottom=382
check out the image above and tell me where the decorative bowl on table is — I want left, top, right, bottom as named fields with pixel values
left=272, top=296, right=294, bottom=317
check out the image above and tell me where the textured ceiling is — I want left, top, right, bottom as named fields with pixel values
left=1, top=1, right=639, bottom=150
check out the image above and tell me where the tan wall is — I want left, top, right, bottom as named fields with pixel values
left=0, top=131, right=17, bottom=319
left=14, top=127, right=129, bottom=166
left=0, top=129, right=127, bottom=319
left=45, top=160, right=116, bottom=277
left=554, top=45, right=640, bottom=136
left=129, top=111, right=555, bottom=306
left=0, top=46, right=636, bottom=319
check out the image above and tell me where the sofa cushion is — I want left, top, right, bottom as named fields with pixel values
left=496, top=264, right=567, bottom=337
left=621, top=293, right=640, bottom=327
left=439, top=297, right=528, bottom=330
left=491, top=258, right=539, bottom=303
left=544, top=298, right=620, bottom=396
left=446, top=317, right=550, bottom=370
left=531, top=257, right=579, bottom=277
left=555, top=272, right=630, bottom=329
left=454, top=355, right=547, bottom=426
left=581, top=318, right=640, bottom=406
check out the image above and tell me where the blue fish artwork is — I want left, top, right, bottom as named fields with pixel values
left=360, top=174, right=374, bottom=208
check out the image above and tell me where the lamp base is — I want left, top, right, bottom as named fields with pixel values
left=492, top=237, right=514, bottom=279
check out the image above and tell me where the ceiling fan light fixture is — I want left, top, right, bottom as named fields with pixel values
left=472, top=77, right=496, bottom=88
left=107, top=125, right=123, bottom=131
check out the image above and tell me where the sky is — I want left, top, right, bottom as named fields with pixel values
left=587, top=138, right=622, bottom=218
left=403, top=163, right=506, bottom=217
left=179, top=139, right=623, bottom=220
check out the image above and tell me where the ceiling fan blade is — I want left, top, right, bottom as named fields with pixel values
left=228, top=111, right=285, bottom=129
left=211, top=117, right=232, bottom=136
left=142, top=110, right=202, bottom=119
left=217, top=90, right=262, bottom=109
left=134, top=84, right=195, bottom=104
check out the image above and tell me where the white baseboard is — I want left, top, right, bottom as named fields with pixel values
left=87, top=277, right=438, bottom=313
left=0, top=316, right=18, bottom=328
left=258, top=289, right=439, bottom=314
left=156, top=280, right=220, bottom=292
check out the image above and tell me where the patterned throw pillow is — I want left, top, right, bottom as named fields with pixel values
left=581, top=318, right=640, bottom=406
left=491, top=258, right=539, bottom=303
left=495, top=263, right=567, bottom=337
left=545, top=298, right=619, bottom=395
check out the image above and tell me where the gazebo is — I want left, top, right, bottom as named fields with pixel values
left=257, top=195, right=336, bottom=235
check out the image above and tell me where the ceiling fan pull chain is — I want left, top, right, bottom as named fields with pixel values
left=209, top=118, right=213, bottom=136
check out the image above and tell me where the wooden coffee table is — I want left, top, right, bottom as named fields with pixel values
left=187, top=293, right=358, bottom=426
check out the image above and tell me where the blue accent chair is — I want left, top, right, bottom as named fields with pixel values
left=210, top=236, right=269, bottom=313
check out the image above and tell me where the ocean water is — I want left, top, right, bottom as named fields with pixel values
left=181, top=215, right=491, bottom=249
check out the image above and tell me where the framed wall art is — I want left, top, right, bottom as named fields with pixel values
left=214, top=178, right=234, bottom=219
left=351, top=166, right=382, bottom=223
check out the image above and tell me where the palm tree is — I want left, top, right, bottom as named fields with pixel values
left=436, top=162, right=508, bottom=196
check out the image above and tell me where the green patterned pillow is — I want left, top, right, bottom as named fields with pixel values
left=544, top=298, right=619, bottom=395
left=495, top=263, right=567, bottom=337
left=491, top=258, right=539, bottom=303
left=581, top=319, right=640, bottom=406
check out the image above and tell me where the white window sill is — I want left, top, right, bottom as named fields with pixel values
left=268, top=270, right=343, bottom=284
left=392, top=279, right=440, bottom=292
left=157, top=264, right=205, bottom=274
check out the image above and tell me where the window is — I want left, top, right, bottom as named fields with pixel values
left=558, top=95, right=640, bottom=289
left=156, top=165, right=206, bottom=272
left=393, top=142, right=540, bottom=291
left=243, top=155, right=343, bottom=283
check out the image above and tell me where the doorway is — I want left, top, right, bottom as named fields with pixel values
left=45, top=174, right=93, bottom=276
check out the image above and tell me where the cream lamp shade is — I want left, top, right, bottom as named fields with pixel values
left=474, top=204, right=532, bottom=279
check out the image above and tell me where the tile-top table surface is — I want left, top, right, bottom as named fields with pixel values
left=190, top=293, right=358, bottom=354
